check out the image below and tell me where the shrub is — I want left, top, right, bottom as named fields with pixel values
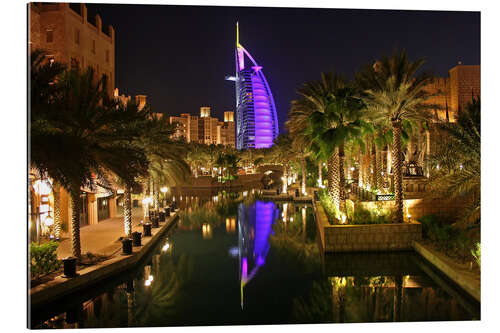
left=418, top=215, right=477, bottom=261
left=318, top=188, right=339, bottom=223
left=350, top=206, right=392, bottom=225
left=471, top=242, right=481, bottom=268
left=29, top=241, right=60, bottom=279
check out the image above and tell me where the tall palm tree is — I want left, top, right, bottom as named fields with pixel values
left=186, top=142, right=208, bottom=178
left=270, top=135, right=294, bottom=193
left=356, top=50, right=436, bottom=222
left=31, top=62, right=149, bottom=259
left=138, top=115, right=191, bottom=215
left=292, top=73, right=368, bottom=214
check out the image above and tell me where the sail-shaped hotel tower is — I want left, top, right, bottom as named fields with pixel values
left=227, top=23, right=279, bottom=149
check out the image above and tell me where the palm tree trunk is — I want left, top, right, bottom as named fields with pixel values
left=69, top=184, right=82, bottom=260
left=318, top=161, right=323, bottom=187
left=376, top=148, right=384, bottom=192
left=282, top=166, right=288, bottom=194
left=124, top=184, right=132, bottom=236
left=301, top=158, right=306, bottom=195
left=358, top=149, right=364, bottom=187
left=328, top=150, right=340, bottom=213
left=338, top=143, right=346, bottom=214
left=363, top=144, right=371, bottom=189
left=392, top=120, right=404, bottom=223
left=53, top=184, right=61, bottom=240
left=371, top=139, right=378, bottom=190
left=154, top=183, right=160, bottom=212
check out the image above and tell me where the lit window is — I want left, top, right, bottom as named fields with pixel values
left=46, top=30, right=53, bottom=43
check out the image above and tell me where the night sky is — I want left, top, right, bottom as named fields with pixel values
left=86, top=4, right=480, bottom=133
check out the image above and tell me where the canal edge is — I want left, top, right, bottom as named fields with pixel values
left=29, top=211, right=180, bottom=310
left=413, top=241, right=480, bottom=302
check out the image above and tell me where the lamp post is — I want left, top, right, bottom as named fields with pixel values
left=142, top=197, right=153, bottom=219
left=160, top=186, right=168, bottom=208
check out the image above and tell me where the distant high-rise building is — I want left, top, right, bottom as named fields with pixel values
left=169, top=108, right=235, bottom=147
left=219, top=111, right=236, bottom=148
left=226, top=23, right=279, bottom=149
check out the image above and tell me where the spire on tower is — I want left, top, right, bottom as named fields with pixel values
left=236, top=21, right=240, bottom=47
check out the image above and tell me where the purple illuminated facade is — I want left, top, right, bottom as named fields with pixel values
left=227, top=23, right=279, bottom=149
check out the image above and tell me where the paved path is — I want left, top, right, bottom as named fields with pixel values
left=57, top=207, right=146, bottom=259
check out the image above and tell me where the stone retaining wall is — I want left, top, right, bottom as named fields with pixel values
left=355, top=195, right=469, bottom=222
left=314, top=201, right=422, bottom=252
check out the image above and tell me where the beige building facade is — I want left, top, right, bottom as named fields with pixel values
left=29, top=3, right=119, bottom=237
left=29, top=2, right=115, bottom=95
left=169, top=108, right=235, bottom=147
left=424, top=64, right=480, bottom=122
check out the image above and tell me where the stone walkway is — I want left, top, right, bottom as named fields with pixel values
left=57, top=207, right=146, bottom=259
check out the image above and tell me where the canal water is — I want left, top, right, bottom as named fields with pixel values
left=31, top=191, right=480, bottom=328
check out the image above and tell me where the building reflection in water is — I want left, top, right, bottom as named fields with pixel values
left=238, top=200, right=279, bottom=308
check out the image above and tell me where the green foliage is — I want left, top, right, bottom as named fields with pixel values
left=29, top=241, right=60, bottom=279
left=349, top=206, right=393, bottom=225
left=215, top=151, right=240, bottom=181
left=320, top=188, right=392, bottom=225
left=418, top=215, right=476, bottom=260
left=318, top=188, right=339, bottom=222
left=471, top=242, right=481, bottom=268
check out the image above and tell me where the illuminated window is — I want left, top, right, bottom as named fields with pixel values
left=46, top=30, right=53, bottom=43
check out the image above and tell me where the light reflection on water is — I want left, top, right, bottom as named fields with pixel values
left=32, top=191, right=479, bottom=328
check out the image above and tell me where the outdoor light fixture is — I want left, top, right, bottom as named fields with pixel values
left=43, top=215, right=54, bottom=227
left=162, top=242, right=171, bottom=252
left=117, top=189, right=124, bottom=194
left=160, top=187, right=169, bottom=193
left=144, top=274, right=154, bottom=286
left=350, top=167, right=355, bottom=171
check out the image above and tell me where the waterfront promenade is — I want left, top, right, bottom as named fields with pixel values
left=56, top=207, right=145, bottom=259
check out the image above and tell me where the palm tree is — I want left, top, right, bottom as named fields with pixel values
left=356, top=50, right=436, bottom=222
left=31, top=61, right=150, bottom=259
left=292, top=73, right=368, bottom=214
left=186, top=142, right=208, bottom=178
left=138, top=115, right=191, bottom=216
left=270, top=135, right=294, bottom=193
left=428, top=98, right=480, bottom=226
